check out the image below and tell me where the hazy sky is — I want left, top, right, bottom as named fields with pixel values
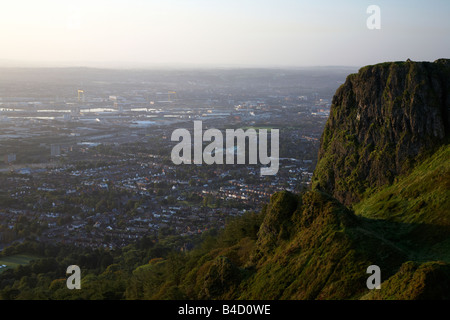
left=0, top=0, right=449, bottom=68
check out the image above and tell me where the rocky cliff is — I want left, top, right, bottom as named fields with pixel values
left=312, top=59, right=450, bottom=205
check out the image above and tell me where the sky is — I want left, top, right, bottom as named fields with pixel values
left=0, top=0, right=449, bottom=68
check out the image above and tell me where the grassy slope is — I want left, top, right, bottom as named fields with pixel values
left=0, top=254, right=40, bottom=274
left=238, top=190, right=415, bottom=300
left=205, top=144, right=450, bottom=300
left=153, top=191, right=408, bottom=300
left=354, top=144, right=450, bottom=262
left=354, top=144, right=450, bottom=299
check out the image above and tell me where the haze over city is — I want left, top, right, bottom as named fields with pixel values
left=1, top=0, right=449, bottom=68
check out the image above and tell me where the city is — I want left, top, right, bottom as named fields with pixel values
left=0, top=67, right=353, bottom=250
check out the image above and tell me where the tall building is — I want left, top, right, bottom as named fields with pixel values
left=77, top=89, right=85, bottom=103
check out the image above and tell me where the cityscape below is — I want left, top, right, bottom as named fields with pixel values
left=0, top=67, right=355, bottom=250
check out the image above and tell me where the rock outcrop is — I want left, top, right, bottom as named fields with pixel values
left=312, top=59, right=450, bottom=205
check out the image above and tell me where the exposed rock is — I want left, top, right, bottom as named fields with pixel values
left=254, top=191, right=299, bottom=257
left=312, top=59, right=450, bottom=205
left=200, top=256, right=241, bottom=299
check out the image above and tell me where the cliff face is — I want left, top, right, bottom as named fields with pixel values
left=312, top=59, right=450, bottom=205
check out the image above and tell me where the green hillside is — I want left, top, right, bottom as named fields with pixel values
left=354, top=144, right=450, bottom=263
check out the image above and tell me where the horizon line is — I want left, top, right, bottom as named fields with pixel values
left=0, top=58, right=444, bottom=71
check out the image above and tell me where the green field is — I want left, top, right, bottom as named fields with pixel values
left=0, top=254, right=40, bottom=274
left=241, top=126, right=274, bottom=131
